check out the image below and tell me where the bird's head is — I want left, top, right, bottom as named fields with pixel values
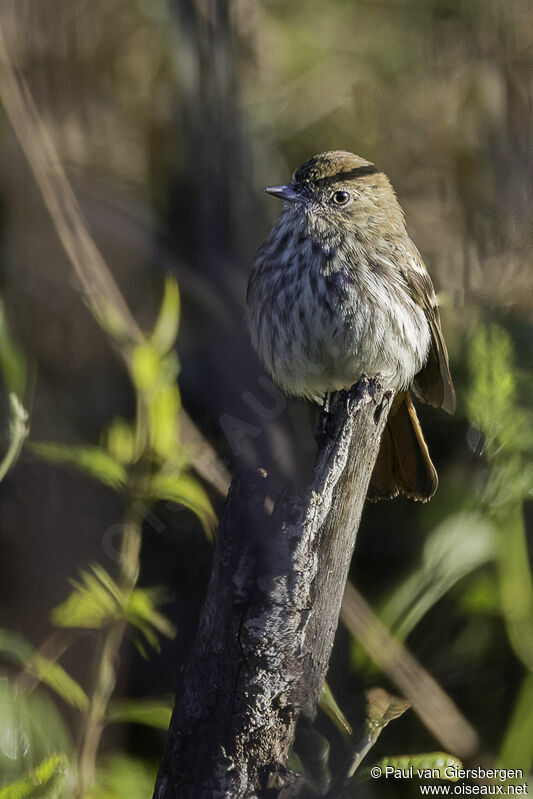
left=266, top=150, right=406, bottom=243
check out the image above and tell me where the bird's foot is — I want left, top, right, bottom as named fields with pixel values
left=316, top=391, right=333, bottom=445
left=346, top=374, right=377, bottom=414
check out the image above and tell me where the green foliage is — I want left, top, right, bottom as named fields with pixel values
left=147, top=381, right=181, bottom=460
left=0, top=677, right=72, bottom=789
left=130, top=278, right=184, bottom=464
left=347, top=689, right=462, bottom=789
left=497, top=506, right=533, bottom=670
left=497, top=672, right=533, bottom=776
left=352, top=511, right=495, bottom=673
left=344, top=322, right=532, bottom=788
left=379, top=512, right=495, bottom=643
left=86, top=755, right=156, bottom=799
left=459, top=572, right=499, bottom=615
left=108, top=697, right=173, bottom=729
left=309, top=686, right=462, bottom=794
left=51, top=566, right=175, bottom=655
left=126, top=586, right=176, bottom=655
left=131, top=339, right=183, bottom=463
left=320, top=683, right=352, bottom=739
left=29, top=443, right=128, bottom=491
left=132, top=342, right=172, bottom=395
left=30, top=276, right=214, bottom=534
left=0, top=632, right=88, bottom=710
left=150, top=276, right=180, bottom=357
left=364, top=687, right=411, bottom=733
left=0, top=301, right=30, bottom=483
left=101, top=418, right=136, bottom=466
left=0, top=754, right=68, bottom=799
left=0, top=394, right=29, bottom=484
left=0, top=300, right=27, bottom=399
left=51, top=566, right=126, bottom=630
left=466, top=324, right=532, bottom=463
left=0, top=274, right=215, bottom=795
left=467, top=324, right=533, bottom=669
left=145, top=471, right=215, bottom=534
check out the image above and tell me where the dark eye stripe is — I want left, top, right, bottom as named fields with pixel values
left=311, top=164, right=380, bottom=188
left=335, top=164, right=379, bottom=180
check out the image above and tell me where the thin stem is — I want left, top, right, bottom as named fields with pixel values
left=0, top=18, right=230, bottom=498
left=346, top=731, right=380, bottom=779
left=75, top=510, right=142, bottom=797
left=0, top=394, right=29, bottom=484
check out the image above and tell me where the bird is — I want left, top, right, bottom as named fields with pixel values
left=246, top=150, right=455, bottom=501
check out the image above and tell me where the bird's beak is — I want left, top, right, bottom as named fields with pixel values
left=265, top=184, right=301, bottom=203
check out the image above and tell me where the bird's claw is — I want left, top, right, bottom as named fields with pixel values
left=316, top=410, right=334, bottom=446
left=346, top=374, right=376, bottom=413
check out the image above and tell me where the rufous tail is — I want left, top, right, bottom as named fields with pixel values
left=368, top=391, right=438, bottom=502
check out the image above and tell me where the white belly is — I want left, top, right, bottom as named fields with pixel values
left=249, top=255, right=431, bottom=400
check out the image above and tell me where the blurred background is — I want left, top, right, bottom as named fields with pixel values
left=0, top=0, right=532, bottom=796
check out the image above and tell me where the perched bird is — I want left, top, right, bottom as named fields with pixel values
left=247, top=150, right=455, bottom=501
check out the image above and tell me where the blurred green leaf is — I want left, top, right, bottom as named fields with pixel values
left=157, top=350, right=180, bottom=388
left=52, top=566, right=175, bottom=656
left=0, top=631, right=88, bottom=711
left=467, top=324, right=532, bottom=460
left=146, top=471, right=215, bottom=534
left=467, top=324, right=533, bottom=669
left=150, top=277, right=180, bottom=356
left=148, top=385, right=180, bottom=460
left=29, top=655, right=88, bottom=712
left=131, top=342, right=161, bottom=394
left=0, top=300, right=27, bottom=398
left=348, top=688, right=411, bottom=778
left=485, top=453, right=533, bottom=508
left=380, top=512, right=495, bottom=640
left=51, top=566, right=123, bottom=630
left=0, top=394, right=29, bottom=484
left=498, top=671, right=533, bottom=776
left=0, top=677, right=72, bottom=786
left=459, top=572, right=499, bottom=615
left=351, top=512, right=496, bottom=674
left=87, top=754, right=156, bottom=799
left=496, top=505, right=533, bottom=670
left=0, top=291, right=30, bottom=485
left=0, top=754, right=68, bottom=798
left=320, top=683, right=352, bottom=739
left=102, top=417, right=136, bottom=465
left=365, top=687, right=411, bottom=731
left=30, top=443, right=127, bottom=491
left=126, top=587, right=175, bottom=654
left=108, top=697, right=172, bottom=729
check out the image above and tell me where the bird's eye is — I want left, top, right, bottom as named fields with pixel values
left=331, top=190, right=350, bottom=206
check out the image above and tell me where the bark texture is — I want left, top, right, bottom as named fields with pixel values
left=153, top=377, right=393, bottom=799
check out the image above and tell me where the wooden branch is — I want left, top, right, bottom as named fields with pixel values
left=153, top=377, right=393, bottom=799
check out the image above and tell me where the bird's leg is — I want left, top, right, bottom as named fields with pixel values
left=346, top=374, right=376, bottom=414
left=316, top=391, right=333, bottom=446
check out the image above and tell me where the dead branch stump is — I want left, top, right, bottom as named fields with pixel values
left=153, top=376, right=393, bottom=798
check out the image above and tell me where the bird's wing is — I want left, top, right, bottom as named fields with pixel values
left=401, top=249, right=456, bottom=414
